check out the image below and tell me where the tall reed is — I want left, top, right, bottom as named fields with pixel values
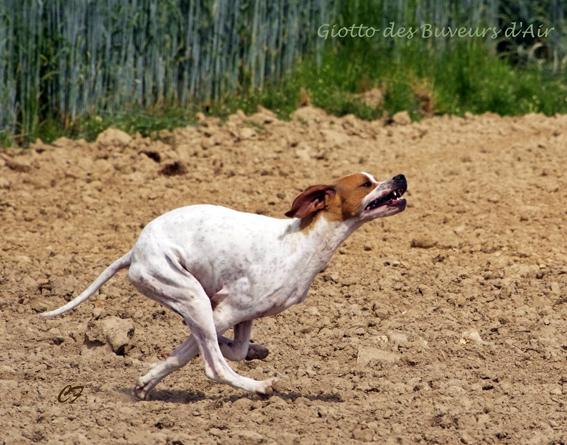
left=0, top=0, right=334, bottom=143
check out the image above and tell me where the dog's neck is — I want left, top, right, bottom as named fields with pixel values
left=286, top=214, right=361, bottom=272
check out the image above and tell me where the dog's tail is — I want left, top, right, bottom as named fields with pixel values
left=39, top=251, right=132, bottom=318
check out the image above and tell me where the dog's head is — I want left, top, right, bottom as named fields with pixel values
left=285, top=172, right=407, bottom=223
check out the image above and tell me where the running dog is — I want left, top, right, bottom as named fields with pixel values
left=40, top=172, right=408, bottom=399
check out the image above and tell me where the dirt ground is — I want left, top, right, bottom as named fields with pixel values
left=0, top=107, right=565, bottom=444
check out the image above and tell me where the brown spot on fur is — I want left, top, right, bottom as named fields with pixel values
left=326, top=173, right=375, bottom=220
left=287, top=173, right=376, bottom=231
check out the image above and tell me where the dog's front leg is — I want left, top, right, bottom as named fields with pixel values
left=219, top=320, right=252, bottom=361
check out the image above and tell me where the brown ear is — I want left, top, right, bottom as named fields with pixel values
left=285, top=185, right=335, bottom=219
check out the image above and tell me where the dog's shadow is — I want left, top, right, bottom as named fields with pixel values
left=118, top=387, right=343, bottom=404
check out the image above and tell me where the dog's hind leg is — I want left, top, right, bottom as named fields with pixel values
left=130, top=264, right=276, bottom=397
left=134, top=312, right=241, bottom=399
left=130, top=267, right=213, bottom=400
left=136, top=319, right=269, bottom=399
left=186, top=300, right=276, bottom=394
left=135, top=335, right=199, bottom=400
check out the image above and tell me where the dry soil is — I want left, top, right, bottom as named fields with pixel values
left=0, top=107, right=566, bottom=444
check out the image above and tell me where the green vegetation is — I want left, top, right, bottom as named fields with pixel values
left=272, top=41, right=567, bottom=119
left=1, top=0, right=567, bottom=146
left=232, top=0, right=567, bottom=122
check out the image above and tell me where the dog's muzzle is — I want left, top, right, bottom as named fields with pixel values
left=364, top=174, right=407, bottom=212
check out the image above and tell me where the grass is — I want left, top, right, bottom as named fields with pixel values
left=183, top=42, right=567, bottom=119
left=10, top=40, right=566, bottom=147
left=37, top=107, right=199, bottom=143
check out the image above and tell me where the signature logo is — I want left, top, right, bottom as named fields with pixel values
left=57, top=384, right=84, bottom=403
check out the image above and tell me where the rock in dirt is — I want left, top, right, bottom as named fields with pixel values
left=460, top=329, right=488, bottom=345
left=96, top=128, right=132, bottom=148
left=85, top=316, right=134, bottom=355
left=410, top=237, right=437, bottom=249
left=295, top=142, right=314, bottom=161
left=48, top=327, right=65, bottom=345
left=320, top=128, right=350, bottom=147
left=352, top=427, right=375, bottom=442
left=239, top=127, right=256, bottom=140
left=392, top=111, right=411, bottom=125
left=291, top=106, right=326, bottom=123
left=52, top=137, right=76, bottom=148
left=386, top=331, right=409, bottom=346
left=0, top=154, right=32, bottom=172
left=252, top=106, right=276, bottom=124
left=102, top=317, right=134, bottom=354
left=92, top=307, right=105, bottom=320
left=357, top=347, right=400, bottom=367
left=30, top=298, right=48, bottom=313
left=232, top=430, right=266, bottom=443
left=0, top=177, right=11, bottom=189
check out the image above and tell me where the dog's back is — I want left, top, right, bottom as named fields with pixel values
left=129, top=205, right=296, bottom=295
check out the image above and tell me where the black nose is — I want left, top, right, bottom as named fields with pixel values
left=393, top=174, right=407, bottom=193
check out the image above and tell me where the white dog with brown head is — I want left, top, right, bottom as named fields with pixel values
left=40, top=172, right=408, bottom=399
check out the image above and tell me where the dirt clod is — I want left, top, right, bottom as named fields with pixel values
left=85, top=316, right=135, bottom=355
left=410, top=237, right=437, bottom=248
left=357, top=347, right=401, bottom=367
left=96, top=128, right=132, bottom=148
left=392, top=111, right=411, bottom=125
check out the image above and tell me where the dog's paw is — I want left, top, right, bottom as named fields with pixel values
left=134, top=378, right=154, bottom=401
left=133, top=384, right=150, bottom=400
left=256, top=377, right=278, bottom=396
left=246, top=343, right=269, bottom=361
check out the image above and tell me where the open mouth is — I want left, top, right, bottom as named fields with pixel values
left=364, top=188, right=406, bottom=211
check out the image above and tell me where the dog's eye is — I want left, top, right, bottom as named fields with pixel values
left=361, top=181, right=372, bottom=188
